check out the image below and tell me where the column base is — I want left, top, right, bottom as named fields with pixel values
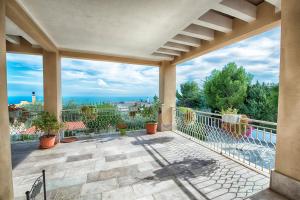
left=158, top=123, right=173, bottom=132
left=270, top=170, right=300, bottom=200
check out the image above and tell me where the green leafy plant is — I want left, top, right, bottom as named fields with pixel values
left=178, top=107, right=196, bottom=125
left=81, top=104, right=121, bottom=132
left=221, top=107, right=238, bottom=115
left=220, top=108, right=249, bottom=138
left=32, top=112, right=64, bottom=137
left=81, top=106, right=96, bottom=119
left=140, top=99, right=160, bottom=123
left=177, top=107, right=205, bottom=140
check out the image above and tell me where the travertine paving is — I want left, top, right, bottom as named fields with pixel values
left=12, top=131, right=269, bottom=200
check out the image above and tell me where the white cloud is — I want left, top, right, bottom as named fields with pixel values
left=97, top=79, right=108, bottom=87
left=8, top=80, right=43, bottom=86
left=7, top=53, right=42, bottom=67
left=177, top=27, right=280, bottom=88
left=61, top=58, right=159, bottom=96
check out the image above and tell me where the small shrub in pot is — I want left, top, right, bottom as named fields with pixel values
left=32, top=112, right=64, bottom=149
left=140, top=99, right=160, bottom=134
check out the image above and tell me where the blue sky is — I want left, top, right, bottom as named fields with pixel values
left=6, top=27, right=280, bottom=97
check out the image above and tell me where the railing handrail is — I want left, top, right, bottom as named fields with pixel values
left=61, top=108, right=129, bottom=112
left=175, top=108, right=277, bottom=126
left=248, top=118, right=277, bottom=126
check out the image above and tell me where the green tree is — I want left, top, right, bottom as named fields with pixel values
left=176, top=81, right=204, bottom=109
left=203, top=62, right=252, bottom=111
left=240, top=82, right=278, bottom=122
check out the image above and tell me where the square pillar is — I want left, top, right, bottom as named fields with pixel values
left=271, top=1, right=300, bottom=199
left=158, top=61, right=176, bottom=131
left=0, top=0, right=14, bottom=199
left=43, top=51, right=61, bottom=119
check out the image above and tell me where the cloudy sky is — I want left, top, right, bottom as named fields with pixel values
left=6, top=27, right=280, bottom=97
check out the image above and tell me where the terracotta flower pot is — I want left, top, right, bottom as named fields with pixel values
left=145, top=122, right=158, bottom=134
left=40, top=135, right=56, bottom=149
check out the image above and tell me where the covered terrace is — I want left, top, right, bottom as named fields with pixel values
left=0, top=0, right=299, bottom=199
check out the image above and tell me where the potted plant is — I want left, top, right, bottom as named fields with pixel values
left=178, top=107, right=196, bottom=125
left=141, top=99, right=160, bottom=134
left=221, top=108, right=249, bottom=138
left=117, top=122, right=127, bottom=136
left=32, top=112, right=64, bottom=149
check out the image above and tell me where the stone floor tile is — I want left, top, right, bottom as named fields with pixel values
left=105, top=154, right=127, bottom=162
left=137, top=162, right=154, bottom=172
left=117, top=176, right=141, bottom=187
left=135, top=195, right=155, bottom=200
left=47, top=175, right=87, bottom=191
left=12, top=131, right=271, bottom=200
left=132, top=180, right=177, bottom=198
left=80, top=178, right=118, bottom=195
left=80, top=193, right=102, bottom=200
left=212, top=192, right=238, bottom=200
left=102, top=186, right=136, bottom=200
left=64, top=164, right=95, bottom=178
left=153, top=188, right=190, bottom=200
left=66, top=153, right=93, bottom=162
left=46, top=184, right=82, bottom=200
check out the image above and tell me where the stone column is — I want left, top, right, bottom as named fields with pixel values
left=158, top=61, right=176, bottom=131
left=43, top=51, right=61, bottom=119
left=0, top=0, right=14, bottom=199
left=271, top=1, right=300, bottom=199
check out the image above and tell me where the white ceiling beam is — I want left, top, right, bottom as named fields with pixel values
left=265, top=0, right=281, bottom=12
left=169, top=34, right=201, bottom=47
left=5, top=34, right=20, bottom=44
left=156, top=48, right=181, bottom=56
left=181, top=24, right=214, bottom=41
left=194, top=10, right=232, bottom=33
left=214, top=0, right=256, bottom=22
left=172, top=2, right=280, bottom=65
left=6, top=0, right=57, bottom=51
left=152, top=52, right=174, bottom=61
left=163, top=42, right=190, bottom=52
left=60, top=50, right=161, bottom=66
left=5, top=17, right=39, bottom=46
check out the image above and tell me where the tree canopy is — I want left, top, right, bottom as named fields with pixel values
left=176, top=81, right=204, bottom=109
left=203, top=62, right=252, bottom=112
left=239, top=82, right=278, bottom=122
left=176, top=62, right=279, bottom=122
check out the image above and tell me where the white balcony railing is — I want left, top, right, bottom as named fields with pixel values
left=174, top=108, right=276, bottom=174
left=61, top=108, right=148, bottom=138
left=9, top=106, right=277, bottom=175
left=9, top=110, right=42, bottom=142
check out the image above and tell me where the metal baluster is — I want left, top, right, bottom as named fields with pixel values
left=43, top=170, right=47, bottom=200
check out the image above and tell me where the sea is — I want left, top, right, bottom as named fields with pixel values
left=8, top=96, right=152, bottom=105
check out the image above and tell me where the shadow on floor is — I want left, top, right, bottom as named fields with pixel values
left=148, top=157, right=219, bottom=181
left=11, top=142, right=39, bottom=169
left=134, top=134, right=268, bottom=200
left=131, top=136, right=174, bottom=145
left=134, top=135, right=213, bottom=200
